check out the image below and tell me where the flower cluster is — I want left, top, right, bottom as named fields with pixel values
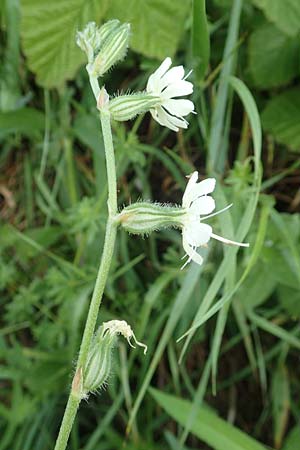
left=77, top=22, right=194, bottom=131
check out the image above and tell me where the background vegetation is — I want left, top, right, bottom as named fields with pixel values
left=1, top=0, right=300, bottom=449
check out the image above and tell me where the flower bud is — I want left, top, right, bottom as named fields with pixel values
left=83, top=320, right=146, bottom=395
left=88, top=23, right=130, bottom=77
left=117, top=202, right=185, bottom=235
left=77, top=20, right=130, bottom=77
left=98, top=19, right=120, bottom=45
left=109, top=93, right=160, bottom=121
left=76, top=22, right=100, bottom=63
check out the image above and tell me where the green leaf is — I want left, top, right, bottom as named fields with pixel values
left=252, top=0, right=300, bottom=37
left=0, top=107, right=44, bottom=138
left=248, top=23, right=299, bottom=89
left=149, top=388, right=268, bottom=450
left=21, top=0, right=109, bottom=88
left=106, top=0, right=191, bottom=59
left=261, top=88, right=300, bottom=151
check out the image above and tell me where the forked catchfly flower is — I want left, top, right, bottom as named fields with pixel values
left=146, top=57, right=195, bottom=131
left=181, top=171, right=249, bottom=268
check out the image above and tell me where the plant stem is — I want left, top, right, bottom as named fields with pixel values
left=53, top=395, right=80, bottom=450
left=54, top=108, right=118, bottom=450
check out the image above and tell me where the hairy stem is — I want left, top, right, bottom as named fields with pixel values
left=54, top=105, right=118, bottom=450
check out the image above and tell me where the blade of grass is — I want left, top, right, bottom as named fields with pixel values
left=179, top=75, right=262, bottom=358
left=127, top=259, right=207, bottom=434
left=247, top=311, right=300, bottom=350
left=150, top=388, right=268, bottom=450
left=192, top=0, right=210, bottom=82
left=208, top=0, right=243, bottom=173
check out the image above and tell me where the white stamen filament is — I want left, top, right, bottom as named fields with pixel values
left=211, top=233, right=249, bottom=247
left=201, top=203, right=233, bottom=220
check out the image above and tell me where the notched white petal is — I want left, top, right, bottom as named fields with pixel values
left=161, top=80, right=193, bottom=99
left=163, top=99, right=194, bottom=117
left=182, top=171, right=198, bottom=208
left=190, top=196, right=215, bottom=216
left=185, top=222, right=212, bottom=247
left=192, top=178, right=216, bottom=199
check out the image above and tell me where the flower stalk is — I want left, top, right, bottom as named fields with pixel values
left=54, top=81, right=118, bottom=450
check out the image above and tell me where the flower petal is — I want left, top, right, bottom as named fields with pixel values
left=159, top=66, right=184, bottom=89
left=161, top=80, right=193, bottom=99
left=162, top=99, right=194, bottom=117
left=153, top=106, right=188, bottom=131
left=146, top=57, right=172, bottom=93
left=190, top=195, right=215, bottom=215
left=182, top=171, right=198, bottom=208
left=182, top=234, right=203, bottom=267
left=184, top=221, right=212, bottom=247
left=154, top=57, right=172, bottom=78
left=151, top=107, right=179, bottom=132
left=187, top=178, right=216, bottom=204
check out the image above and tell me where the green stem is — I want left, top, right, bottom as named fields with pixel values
left=53, top=395, right=80, bottom=450
left=54, top=105, right=118, bottom=450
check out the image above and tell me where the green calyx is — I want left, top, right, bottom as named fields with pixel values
left=117, top=201, right=186, bottom=235
left=76, top=20, right=130, bottom=78
left=82, top=320, right=147, bottom=396
left=82, top=327, right=115, bottom=395
left=109, top=93, right=160, bottom=121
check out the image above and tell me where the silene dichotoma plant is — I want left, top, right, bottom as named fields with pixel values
left=53, top=20, right=249, bottom=450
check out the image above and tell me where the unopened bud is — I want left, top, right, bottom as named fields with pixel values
left=109, top=93, right=160, bottom=121
left=76, top=22, right=100, bottom=63
left=88, top=23, right=130, bottom=77
left=77, top=20, right=130, bottom=77
left=98, top=19, right=120, bottom=46
left=117, top=202, right=185, bottom=235
left=83, top=320, right=146, bottom=395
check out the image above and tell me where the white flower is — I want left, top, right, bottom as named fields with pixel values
left=146, top=57, right=194, bottom=132
left=181, top=172, right=249, bottom=269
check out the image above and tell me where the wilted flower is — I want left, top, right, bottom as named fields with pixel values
left=146, top=57, right=195, bottom=131
left=181, top=171, right=249, bottom=268
left=82, top=320, right=147, bottom=396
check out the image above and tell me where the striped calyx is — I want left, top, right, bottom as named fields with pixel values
left=117, top=202, right=185, bottom=235
left=82, top=320, right=146, bottom=395
left=109, top=93, right=160, bottom=121
left=76, top=20, right=130, bottom=78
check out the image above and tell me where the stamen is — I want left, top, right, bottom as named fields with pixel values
left=132, top=332, right=148, bottom=355
left=181, top=259, right=190, bottom=270
left=211, top=233, right=249, bottom=247
left=184, top=69, right=193, bottom=80
left=202, top=203, right=233, bottom=221
left=126, top=338, right=136, bottom=349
